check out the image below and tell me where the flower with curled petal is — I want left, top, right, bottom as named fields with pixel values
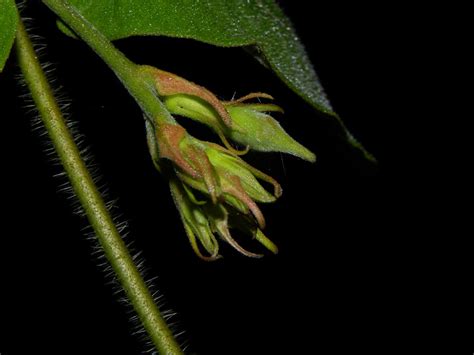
left=146, top=121, right=281, bottom=259
left=155, top=123, right=281, bottom=227
left=169, top=176, right=278, bottom=260
left=141, top=66, right=315, bottom=259
left=140, top=65, right=315, bottom=161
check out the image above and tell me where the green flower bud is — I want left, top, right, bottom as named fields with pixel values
left=140, top=65, right=315, bottom=161
left=225, top=103, right=316, bottom=162
left=164, top=92, right=315, bottom=162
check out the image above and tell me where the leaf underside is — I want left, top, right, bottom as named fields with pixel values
left=0, top=0, right=19, bottom=72
left=60, top=0, right=374, bottom=161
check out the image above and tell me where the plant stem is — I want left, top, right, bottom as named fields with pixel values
left=15, top=18, right=183, bottom=355
left=42, top=0, right=175, bottom=125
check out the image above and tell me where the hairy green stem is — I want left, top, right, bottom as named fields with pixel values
left=42, top=0, right=174, bottom=125
left=15, top=19, right=183, bottom=355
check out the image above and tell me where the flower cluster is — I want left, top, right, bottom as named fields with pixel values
left=141, top=66, right=314, bottom=260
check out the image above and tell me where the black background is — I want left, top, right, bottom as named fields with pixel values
left=0, top=1, right=395, bottom=354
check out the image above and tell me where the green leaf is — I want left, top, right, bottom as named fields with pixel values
left=0, top=0, right=19, bottom=72
left=59, top=0, right=374, bottom=161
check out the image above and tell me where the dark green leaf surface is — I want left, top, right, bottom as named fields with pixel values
left=0, top=0, right=18, bottom=72
left=60, top=0, right=374, bottom=160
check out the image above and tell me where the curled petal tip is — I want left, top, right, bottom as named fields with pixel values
left=216, top=130, right=250, bottom=156
left=227, top=92, right=275, bottom=104
left=220, top=228, right=263, bottom=258
left=197, top=253, right=223, bottom=262
left=223, top=175, right=266, bottom=229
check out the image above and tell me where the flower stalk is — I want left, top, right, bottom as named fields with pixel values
left=42, top=0, right=174, bottom=126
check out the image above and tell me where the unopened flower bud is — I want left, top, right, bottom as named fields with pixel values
left=140, top=65, right=315, bottom=161
left=225, top=99, right=316, bottom=162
